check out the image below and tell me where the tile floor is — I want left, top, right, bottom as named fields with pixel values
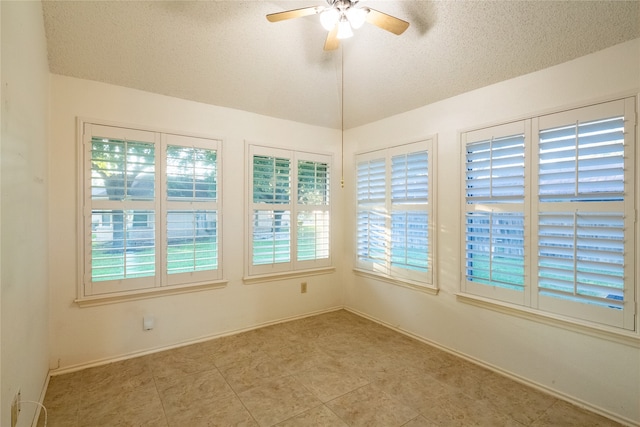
left=38, top=310, right=621, bottom=427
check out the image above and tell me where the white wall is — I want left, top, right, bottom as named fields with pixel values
left=343, top=39, right=640, bottom=425
left=1, top=1, right=51, bottom=426
left=48, top=75, right=344, bottom=370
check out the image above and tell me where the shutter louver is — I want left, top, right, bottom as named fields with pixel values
left=253, top=155, right=291, bottom=204
left=391, top=212, right=428, bottom=272
left=298, top=160, right=329, bottom=205
left=357, top=158, right=386, bottom=204
left=167, top=210, right=217, bottom=274
left=91, top=138, right=155, bottom=201
left=538, top=212, right=624, bottom=309
left=91, top=209, right=156, bottom=281
left=466, top=134, right=525, bottom=204
left=391, top=151, right=428, bottom=204
left=252, top=210, right=291, bottom=265
left=166, top=146, right=217, bottom=201
left=465, top=212, right=525, bottom=290
left=539, top=116, right=624, bottom=202
left=357, top=210, right=387, bottom=268
left=297, top=211, right=329, bottom=261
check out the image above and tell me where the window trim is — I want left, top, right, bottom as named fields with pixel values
left=459, top=96, right=638, bottom=334
left=244, top=142, right=333, bottom=281
left=76, top=118, right=226, bottom=305
left=354, top=137, right=437, bottom=291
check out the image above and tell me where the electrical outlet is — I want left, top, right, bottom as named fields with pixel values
left=11, top=390, right=21, bottom=427
left=301, top=282, right=307, bottom=293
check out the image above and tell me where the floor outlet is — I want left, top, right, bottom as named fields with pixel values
left=301, top=282, right=307, bottom=293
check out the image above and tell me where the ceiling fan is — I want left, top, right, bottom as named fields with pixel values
left=266, top=0, right=410, bottom=50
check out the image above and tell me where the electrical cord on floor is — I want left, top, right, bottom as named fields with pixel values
left=20, top=400, right=48, bottom=427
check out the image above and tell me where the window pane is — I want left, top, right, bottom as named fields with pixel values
left=538, top=212, right=624, bottom=309
left=167, top=146, right=217, bottom=200
left=298, top=160, right=329, bottom=205
left=391, top=151, right=428, bottom=204
left=539, top=116, right=624, bottom=202
left=91, top=209, right=155, bottom=281
left=465, top=212, right=524, bottom=290
left=253, top=156, right=291, bottom=204
left=297, top=211, right=329, bottom=261
left=253, top=210, right=291, bottom=265
left=91, top=138, right=155, bottom=201
left=391, top=211, right=428, bottom=272
left=167, top=210, right=217, bottom=274
left=466, top=134, right=525, bottom=204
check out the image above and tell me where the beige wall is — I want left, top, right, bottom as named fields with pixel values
left=1, top=1, right=51, bottom=426
left=343, top=39, right=640, bottom=424
left=48, top=75, right=344, bottom=369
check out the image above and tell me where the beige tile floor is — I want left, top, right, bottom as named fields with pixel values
left=38, top=310, right=622, bottom=427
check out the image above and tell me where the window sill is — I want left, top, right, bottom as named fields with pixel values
left=456, top=292, right=640, bottom=348
left=76, top=280, right=228, bottom=307
left=353, top=268, right=439, bottom=295
left=243, top=267, right=335, bottom=285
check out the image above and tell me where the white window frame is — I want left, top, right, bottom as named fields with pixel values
left=245, top=144, right=332, bottom=280
left=460, top=97, right=637, bottom=333
left=354, top=138, right=437, bottom=291
left=77, top=120, right=225, bottom=305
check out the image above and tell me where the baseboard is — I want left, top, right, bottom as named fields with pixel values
left=343, top=306, right=638, bottom=427
left=49, top=305, right=344, bottom=376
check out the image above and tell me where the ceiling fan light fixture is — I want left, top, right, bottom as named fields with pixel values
left=320, top=8, right=339, bottom=31
left=336, top=16, right=353, bottom=39
left=346, top=7, right=367, bottom=29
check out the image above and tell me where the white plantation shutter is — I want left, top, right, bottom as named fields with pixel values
left=357, top=157, right=387, bottom=271
left=390, top=151, right=429, bottom=280
left=297, top=159, right=330, bottom=265
left=463, top=121, right=527, bottom=304
left=356, top=140, right=434, bottom=286
left=250, top=151, right=292, bottom=273
left=248, top=146, right=331, bottom=276
left=82, top=123, right=222, bottom=297
left=534, top=99, right=634, bottom=329
left=461, top=97, right=636, bottom=331
left=163, top=134, right=220, bottom=286
left=86, top=125, right=159, bottom=295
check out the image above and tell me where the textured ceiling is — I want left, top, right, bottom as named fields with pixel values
left=42, top=1, right=639, bottom=129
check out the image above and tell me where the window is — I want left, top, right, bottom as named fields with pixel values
left=356, top=139, right=435, bottom=288
left=81, top=123, right=222, bottom=298
left=248, top=145, right=331, bottom=277
left=462, top=98, right=636, bottom=331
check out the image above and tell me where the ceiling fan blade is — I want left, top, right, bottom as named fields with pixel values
left=323, top=25, right=340, bottom=51
left=365, top=8, right=410, bottom=35
left=266, top=6, right=323, bottom=22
